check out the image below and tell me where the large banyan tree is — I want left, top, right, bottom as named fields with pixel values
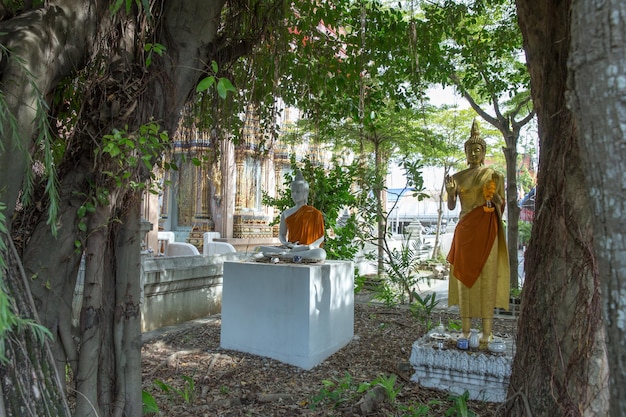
left=0, top=1, right=284, bottom=415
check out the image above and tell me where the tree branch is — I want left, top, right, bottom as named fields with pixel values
left=210, top=38, right=255, bottom=72
left=513, top=108, right=536, bottom=131
left=491, top=91, right=505, bottom=120
left=449, top=72, right=500, bottom=127
left=460, top=88, right=500, bottom=127
left=509, top=96, right=532, bottom=117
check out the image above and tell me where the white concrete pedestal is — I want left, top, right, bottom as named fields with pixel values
left=410, top=333, right=513, bottom=402
left=220, top=260, right=354, bottom=370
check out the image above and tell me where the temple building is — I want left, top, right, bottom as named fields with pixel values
left=142, top=105, right=330, bottom=254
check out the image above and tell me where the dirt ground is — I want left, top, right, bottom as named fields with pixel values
left=141, top=296, right=517, bottom=416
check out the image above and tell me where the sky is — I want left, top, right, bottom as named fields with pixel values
left=426, top=85, right=469, bottom=108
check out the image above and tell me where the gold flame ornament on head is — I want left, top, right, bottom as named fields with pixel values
left=464, top=119, right=487, bottom=153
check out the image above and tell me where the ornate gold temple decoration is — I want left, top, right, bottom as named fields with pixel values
left=233, top=105, right=273, bottom=239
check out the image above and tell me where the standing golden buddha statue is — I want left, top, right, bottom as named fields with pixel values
left=445, top=119, right=510, bottom=343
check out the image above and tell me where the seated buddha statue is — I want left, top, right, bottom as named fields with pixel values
left=256, top=170, right=326, bottom=263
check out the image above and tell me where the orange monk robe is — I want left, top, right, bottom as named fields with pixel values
left=447, top=205, right=510, bottom=315
left=284, top=205, right=325, bottom=245
left=447, top=167, right=510, bottom=316
left=446, top=206, right=498, bottom=288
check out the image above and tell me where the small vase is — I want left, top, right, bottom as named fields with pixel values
left=456, top=338, right=469, bottom=350
left=488, top=339, right=507, bottom=354
left=469, top=329, right=480, bottom=349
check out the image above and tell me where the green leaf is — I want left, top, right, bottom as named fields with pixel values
left=217, top=77, right=236, bottom=99
left=196, top=76, right=216, bottom=93
left=154, top=379, right=170, bottom=393
left=110, top=0, right=124, bottom=14
left=142, top=390, right=160, bottom=414
left=139, top=0, right=151, bottom=19
left=104, top=143, right=120, bottom=157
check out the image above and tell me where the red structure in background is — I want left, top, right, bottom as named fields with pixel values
left=519, top=186, right=535, bottom=222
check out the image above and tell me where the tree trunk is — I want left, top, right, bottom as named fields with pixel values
left=431, top=165, right=450, bottom=260
left=1, top=1, right=228, bottom=416
left=505, top=1, right=610, bottom=415
left=75, top=197, right=113, bottom=417
left=23, top=158, right=91, bottom=379
left=502, top=137, right=520, bottom=289
left=110, top=194, right=143, bottom=417
left=0, top=2, right=107, bottom=218
left=0, top=233, right=71, bottom=417
left=374, top=138, right=386, bottom=275
left=568, top=2, right=626, bottom=416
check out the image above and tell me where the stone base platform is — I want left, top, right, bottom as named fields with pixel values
left=220, top=260, right=354, bottom=370
left=409, top=332, right=513, bottom=402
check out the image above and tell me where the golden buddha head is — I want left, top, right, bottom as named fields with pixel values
left=464, top=119, right=487, bottom=165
